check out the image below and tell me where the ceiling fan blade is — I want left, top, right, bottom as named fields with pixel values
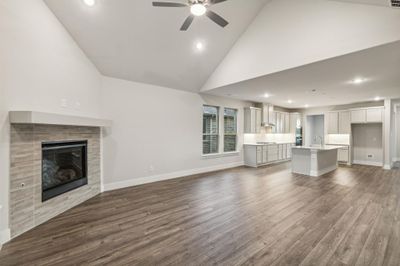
left=210, top=0, right=228, bottom=5
left=206, top=10, right=229, bottom=28
left=152, top=2, right=188, bottom=7
left=180, top=15, right=195, bottom=31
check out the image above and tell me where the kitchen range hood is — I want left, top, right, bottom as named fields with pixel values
left=260, top=103, right=276, bottom=127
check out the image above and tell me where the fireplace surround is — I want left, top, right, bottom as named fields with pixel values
left=10, top=124, right=101, bottom=238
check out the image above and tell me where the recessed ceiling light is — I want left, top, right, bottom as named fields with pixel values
left=191, top=3, right=207, bottom=16
left=264, top=93, right=270, bottom=98
left=287, top=100, right=293, bottom=104
left=305, top=104, right=309, bottom=108
left=83, top=0, right=96, bottom=7
left=351, top=77, right=366, bottom=85
left=195, top=41, right=204, bottom=51
left=374, top=96, right=381, bottom=101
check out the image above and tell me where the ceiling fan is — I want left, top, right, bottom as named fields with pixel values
left=152, top=0, right=229, bottom=31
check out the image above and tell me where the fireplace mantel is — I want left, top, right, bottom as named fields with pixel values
left=9, top=111, right=112, bottom=127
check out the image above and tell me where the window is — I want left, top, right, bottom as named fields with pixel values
left=224, top=108, right=237, bottom=152
left=203, top=105, right=219, bottom=154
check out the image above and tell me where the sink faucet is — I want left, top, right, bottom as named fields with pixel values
left=316, top=136, right=323, bottom=146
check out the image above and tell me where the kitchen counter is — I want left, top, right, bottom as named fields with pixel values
left=291, top=145, right=341, bottom=177
left=244, top=142, right=295, bottom=146
left=292, top=145, right=345, bottom=151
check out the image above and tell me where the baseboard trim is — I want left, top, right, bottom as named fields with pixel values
left=103, top=162, right=244, bottom=191
left=0, top=228, right=11, bottom=248
left=383, top=164, right=392, bottom=170
left=392, top=157, right=400, bottom=163
left=353, top=160, right=384, bottom=167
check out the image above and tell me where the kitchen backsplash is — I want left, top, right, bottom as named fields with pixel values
left=326, top=134, right=350, bottom=145
left=244, top=133, right=295, bottom=144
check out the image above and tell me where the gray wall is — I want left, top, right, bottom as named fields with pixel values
left=352, top=124, right=383, bottom=165
left=100, top=77, right=253, bottom=189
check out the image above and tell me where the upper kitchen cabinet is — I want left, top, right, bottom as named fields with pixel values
left=339, top=111, right=351, bottom=134
left=327, top=111, right=350, bottom=134
left=366, top=108, right=383, bottom=123
left=244, top=107, right=262, bottom=133
left=350, top=107, right=383, bottom=124
left=327, top=112, right=339, bottom=134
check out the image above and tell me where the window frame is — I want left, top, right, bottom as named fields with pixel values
left=223, top=107, right=238, bottom=153
left=202, top=105, right=220, bottom=155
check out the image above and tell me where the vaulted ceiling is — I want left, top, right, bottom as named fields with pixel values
left=44, top=0, right=400, bottom=106
left=44, top=0, right=269, bottom=92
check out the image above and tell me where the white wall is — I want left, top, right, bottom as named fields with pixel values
left=202, top=0, right=400, bottom=91
left=0, top=0, right=102, bottom=242
left=100, top=77, right=251, bottom=190
left=352, top=124, right=383, bottom=166
left=397, top=106, right=400, bottom=161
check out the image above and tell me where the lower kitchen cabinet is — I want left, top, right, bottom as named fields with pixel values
left=244, top=143, right=294, bottom=167
left=338, top=147, right=350, bottom=164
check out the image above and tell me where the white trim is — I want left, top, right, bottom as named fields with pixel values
left=353, top=160, right=384, bottom=167
left=202, top=151, right=240, bottom=159
left=0, top=228, right=11, bottom=247
left=9, top=111, right=112, bottom=127
left=103, top=161, right=244, bottom=192
left=383, top=164, right=392, bottom=170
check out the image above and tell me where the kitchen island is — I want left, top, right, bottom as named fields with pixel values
left=291, top=145, right=343, bottom=177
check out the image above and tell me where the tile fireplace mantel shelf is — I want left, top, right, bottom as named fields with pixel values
left=9, top=111, right=112, bottom=127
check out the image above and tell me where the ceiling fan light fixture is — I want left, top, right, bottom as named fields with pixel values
left=191, top=3, right=207, bottom=16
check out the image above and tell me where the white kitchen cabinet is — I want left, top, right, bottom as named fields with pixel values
left=366, top=108, right=383, bottom=123
left=244, top=144, right=292, bottom=167
left=256, top=146, right=262, bottom=165
left=262, top=146, right=268, bottom=164
left=327, top=112, right=339, bottom=134
left=268, top=145, right=278, bottom=162
left=327, top=111, right=350, bottom=134
left=338, top=148, right=349, bottom=163
left=350, top=107, right=383, bottom=124
left=339, top=111, right=351, bottom=134
left=287, top=144, right=293, bottom=159
left=284, top=113, right=290, bottom=133
left=351, top=109, right=366, bottom=124
left=244, top=107, right=262, bottom=133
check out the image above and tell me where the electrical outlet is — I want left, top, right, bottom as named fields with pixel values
left=367, top=154, right=373, bottom=158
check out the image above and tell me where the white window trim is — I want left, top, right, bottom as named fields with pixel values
left=202, top=105, right=239, bottom=157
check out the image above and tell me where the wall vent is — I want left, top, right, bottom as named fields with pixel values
left=392, top=0, right=400, bottom=8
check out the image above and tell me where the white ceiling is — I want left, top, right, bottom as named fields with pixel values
left=206, top=41, right=400, bottom=108
left=44, top=0, right=269, bottom=92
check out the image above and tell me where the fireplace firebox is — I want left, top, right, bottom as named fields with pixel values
left=42, top=140, right=88, bottom=201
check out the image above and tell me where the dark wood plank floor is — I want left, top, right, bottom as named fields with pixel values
left=1, top=163, right=400, bottom=265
